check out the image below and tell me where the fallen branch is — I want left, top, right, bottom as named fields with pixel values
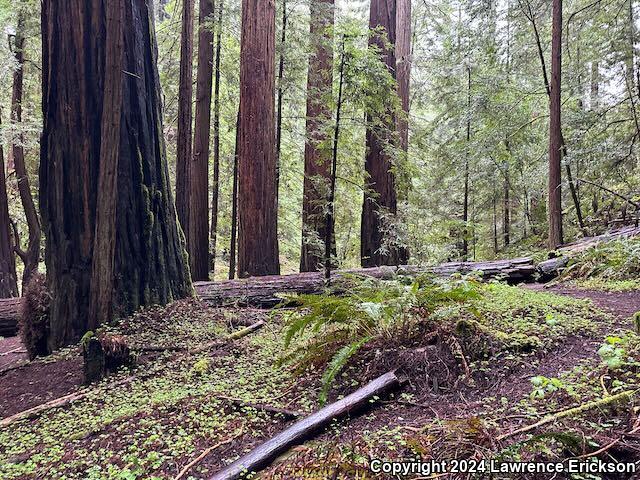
left=0, top=376, right=135, bottom=427
left=497, top=390, right=636, bottom=441
left=208, top=371, right=400, bottom=480
left=174, top=427, right=245, bottom=480
left=214, top=394, right=301, bottom=420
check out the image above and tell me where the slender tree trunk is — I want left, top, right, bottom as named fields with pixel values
left=462, top=65, right=471, bottom=261
left=503, top=162, right=510, bottom=247
left=492, top=184, right=499, bottom=255
left=191, top=0, right=215, bottom=281
left=176, top=0, right=195, bottom=246
left=361, top=0, right=399, bottom=267
left=300, top=0, right=335, bottom=272
left=548, top=0, right=563, bottom=249
left=325, top=36, right=345, bottom=283
left=0, top=110, right=18, bottom=298
left=10, top=14, right=41, bottom=289
left=590, top=61, right=599, bottom=110
left=275, top=0, right=287, bottom=209
left=228, top=112, right=240, bottom=280
left=41, top=0, right=192, bottom=350
left=395, top=0, right=411, bottom=265
left=210, top=0, right=224, bottom=275
left=88, top=0, right=125, bottom=329
left=237, top=0, right=279, bottom=277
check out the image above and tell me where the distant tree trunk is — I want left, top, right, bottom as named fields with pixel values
left=325, top=36, right=346, bottom=282
left=361, top=0, right=399, bottom=267
left=503, top=162, right=510, bottom=247
left=462, top=65, right=471, bottom=261
left=300, top=0, right=335, bottom=272
left=590, top=61, right=599, bottom=110
left=41, top=0, right=193, bottom=350
left=492, top=184, right=499, bottom=255
left=10, top=14, right=41, bottom=289
left=228, top=112, right=240, bottom=280
left=176, top=0, right=195, bottom=247
left=88, top=0, right=125, bottom=329
left=548, top=0, right=563, bottom=249
left=0, top=110, right=18, bottom=298
left=275, top=0, right=287, bottom=209
left=210, top=0, right=224, bottom=275
left=190, top=0, right=215, bottom=281
left=237, top=0, right=280, bottom=277
left=395, top=0, right=411, bottom=265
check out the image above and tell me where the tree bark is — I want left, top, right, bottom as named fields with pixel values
left=176, top=0, right=195, bottom=247
left=210, top=0, right=224, bottom=275
left=40, top=0, right=193, bottom=350
left=548, top=0, right=563, bottom=249
left=275, top=0, right=287, bottom=209
left=10, top=14, right=41, bottom=289
left=300, top=0, right=335, bottom=272
left=0, top=110, right=18, bottom=298
left=395, top=0, right=411, bottom=265
left=361, top=0, right=400, bottom=268
left=228, top=112, right=240, bottom=280
left=237, top=0, right=280, bottom=277
left=191, top=0, right=215, bottom=281
left=88, top=0, right=125, bottom=330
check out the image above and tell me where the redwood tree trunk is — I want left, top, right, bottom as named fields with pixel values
left=10, top=14, right=41, bottom=289
left=237, top=0, right=280, bottom=277
left=361, top=0, right=399, bottom=268
left=548, top=0, right=563, bottom=249
left=40, top=0, right=193, bottom=350
left=0, top=110, right=17, bottom=298
left=191, top=0, right=215, bottom=281
left=300, top=0, right=335, bottom=272
left=176, top=0, right=195, bottom=247
left=395, top=0, right=411, bottom=264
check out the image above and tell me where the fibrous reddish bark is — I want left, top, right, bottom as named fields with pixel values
left=361, top=0, right=400, bottom=267
left=176, top=0, right=195, bottom=248
left=237, top=0, right=280, bottom=277
left=191, top=0, right=215, bottom=281
left=40, top=0, right=192, bottom=350
left=548, top=0, right=563, bottom=249
left=0, top=110, right=18, bottom=298
left=300, top=0, right=335, bottom=272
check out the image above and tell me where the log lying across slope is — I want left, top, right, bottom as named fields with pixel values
left=196, top=257, right=536, bottom=307
left=208, top=371, right=400, bottom=480
left=0, top=297, right=21, bottom=337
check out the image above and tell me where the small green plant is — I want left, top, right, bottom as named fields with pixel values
left=530, top=375, right=573, bottom=399
left=597, top=336, right=627, bottom=370
left=191, top=357, right=211, bottom=376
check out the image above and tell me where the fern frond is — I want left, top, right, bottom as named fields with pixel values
left=319, top=336, right=371, bottom=405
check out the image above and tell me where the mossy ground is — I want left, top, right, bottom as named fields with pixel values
left=1, top=283, right=639, bottom=479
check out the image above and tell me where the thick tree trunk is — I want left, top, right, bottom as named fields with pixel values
left=237, top=0, right=280, bottom=277
left=176, top=0, right=195, bottom=247
left=0, top=110, right=17, bottom=298
left=395, top=0, right=411, bottom=265
left=10, top=15, right=41, bottom=289
left=191, top=0, right=215, bottom=281
left=210, top=0, right=224, bottom=274
left=40, top=0, right=192, bottom=350
left=361, top=0, right=399, bottom=268
left=300, top=0, right=335, bottom=273
left=548, top=0, right=563, bottom=249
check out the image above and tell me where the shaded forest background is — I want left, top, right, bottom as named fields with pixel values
left=0, top=0, right=638, bottom=282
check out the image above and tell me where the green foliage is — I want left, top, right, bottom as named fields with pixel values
left=597, top=336, right=629, bottom=370
left=562, top=238, right=640, bottom=282
left=530, top=375, right=574, bottom=400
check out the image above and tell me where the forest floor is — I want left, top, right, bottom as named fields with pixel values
left=1, top=279, right=639, bottom=479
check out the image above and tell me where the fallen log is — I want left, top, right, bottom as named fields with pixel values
left=208, top=371, right=401, bottom=480
left=195, top=258, right=537, bottom=308
left=0, top=297, right=21, bottom=337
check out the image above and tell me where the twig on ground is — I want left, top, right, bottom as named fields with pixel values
left=174, top=427, right=245, bottom=480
